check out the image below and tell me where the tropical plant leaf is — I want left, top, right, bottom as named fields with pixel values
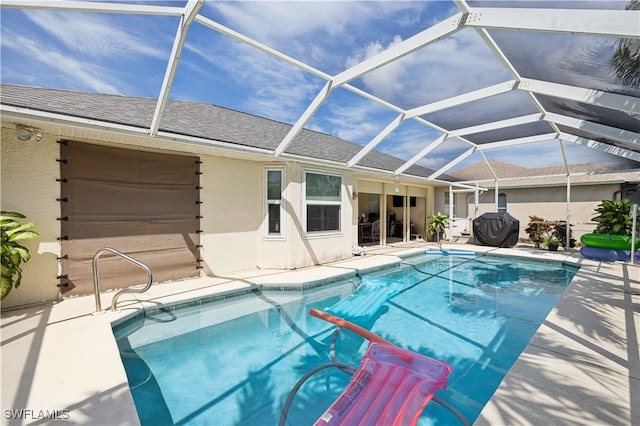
left=0, top=211, right=26, bottom=220
left=9, top=230, right=39, bottom=241
left=1, top=276, right=13, bottom=300
left=591, top=199, right=633, bottom=235
left=5, top=222, right=36, bottom=235
left=1, top=262, right=13, bottom=277
left=0, top=212, right=38, bottom=300
left=12, top=246, right=31, bottom=262
left=13, top=270, right=22, bottom=289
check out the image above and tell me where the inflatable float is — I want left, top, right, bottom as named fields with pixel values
left=580, top=246, right=639, bottom=262
left=580, top=233, right=632, bottom=250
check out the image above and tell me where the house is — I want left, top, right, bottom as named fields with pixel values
left=1, top=83, right=461, bottom=308
left=433, top=159, right=640, bottom=241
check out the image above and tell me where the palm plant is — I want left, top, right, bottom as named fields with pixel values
left=540, top=231, right=560, bottom=251
left=427, top=212, right=449, bottom=244
left=591, top=199, right=633, bottom=236
left=1, top=211, right=39, bottom=300
left=611, top=1, right=640, bottom=87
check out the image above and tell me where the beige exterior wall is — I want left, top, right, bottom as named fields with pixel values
left=1, top=123, right=358, bottom=307
left=284, top=163, right=354, bottom=268
left=199, top=155, right=262, bottom=274
left=254, top=162, right=355, bottom=269
left=435, top=184, right=622, bottom=241
left=1, top=128, right=61, bottom=307
left=479, top=185, right=620, bottom=240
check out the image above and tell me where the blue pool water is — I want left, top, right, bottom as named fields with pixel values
left=114, top=253, right=579, bottom=425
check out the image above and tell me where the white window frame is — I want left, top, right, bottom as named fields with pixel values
left=444, top=192, right=456, bottom=217
left=302, top=169, right=343, bottom=237
left=264, top=166, right=286, bottom=239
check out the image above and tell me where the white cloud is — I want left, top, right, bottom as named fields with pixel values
left=183, top=38, right=322, bottom=122
left=25, top=10, right=169, bottom=60
left=306, top=91, right=395, bottom=143
left=350, top=28, right=510, bottom=108
left=2, top=28, right=121, bottom=93
left=205, top=1, right=430, bottom=72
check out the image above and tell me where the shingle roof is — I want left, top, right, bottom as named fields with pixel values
left=450, top=158, right=639, bottom=187
left=1, top=84, right=454, bottom=181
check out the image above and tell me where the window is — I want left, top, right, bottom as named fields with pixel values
left=265, top=167, right=285, bottom=238
left=498, top=193, right=507, bottom=213
left=444, top=192, right=456, bottom=217
left=304, top=170, right=342, bottom=233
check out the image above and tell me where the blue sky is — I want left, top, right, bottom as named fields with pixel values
left=1, top=1, right=636, bottom=172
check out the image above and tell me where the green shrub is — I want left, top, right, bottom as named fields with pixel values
left=525, top=215, right=551, bottom=248
left=592, top=199, right=633, bottom=236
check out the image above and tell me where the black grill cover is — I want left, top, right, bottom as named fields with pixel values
left=473, top=212, right=519, bottom=247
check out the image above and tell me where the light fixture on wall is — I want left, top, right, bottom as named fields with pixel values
left=16, top=126, right=31, bottom=141
left=15, top=125, right=43, bottom=142
left=394, top=176, right=400, bottom=193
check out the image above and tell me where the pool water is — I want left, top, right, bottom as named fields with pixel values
left=114, top=253, right=579, bottom=425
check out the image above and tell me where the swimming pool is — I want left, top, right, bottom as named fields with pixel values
left=114, top=252, right=579, bottom=425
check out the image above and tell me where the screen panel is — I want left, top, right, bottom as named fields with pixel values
left=59, top=141, right=200, bottom=296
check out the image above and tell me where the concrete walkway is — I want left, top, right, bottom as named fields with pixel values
left=1, top=243, right=638, bottom=425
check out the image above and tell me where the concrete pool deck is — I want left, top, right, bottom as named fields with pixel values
left=1, top=242, right=638, bottom=425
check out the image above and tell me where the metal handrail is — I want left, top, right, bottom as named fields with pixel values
left=92, top=247, right=153, bottom=312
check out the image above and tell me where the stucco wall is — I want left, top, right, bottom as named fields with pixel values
left=170, top=155, right=358, bottom=274
left=435, top=184, right=622, bottom=242
left=1, top=127, right=61, bottom=307
left=3, top=118, right=446, bottom=308
left=279, top=163, right=354, bottom=268
left=476, top=185, right=620, bottom=240
left=1, top=126, right=359, bottom=307
left=199, top=155, right=262, bottom=274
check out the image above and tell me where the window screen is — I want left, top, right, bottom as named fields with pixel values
left=304, top=171, right=341, bottom=233
left=266, top=168, right=284, bottom=236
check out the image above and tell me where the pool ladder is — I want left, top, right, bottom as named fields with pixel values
left=93, top=247, right=154, bottom=312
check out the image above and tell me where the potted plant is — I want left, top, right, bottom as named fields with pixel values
left=553, top=221, right=576, bottom=249
left=540, top=231, right=560, bottom=251
left=427, top=212, right=448, bottom=245
left=1, top=211, right=39, bottom=300
left=525, top=215, right=551, bottom=248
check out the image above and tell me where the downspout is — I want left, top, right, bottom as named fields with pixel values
left=494, top=180, right=499, bottom=212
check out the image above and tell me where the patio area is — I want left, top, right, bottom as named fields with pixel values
left=1, top=242, right=638, bottom=425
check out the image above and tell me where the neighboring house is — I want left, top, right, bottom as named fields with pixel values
left=434, top=159, right=640, bottom=241
left=1, top=84, right=459, bottom=308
